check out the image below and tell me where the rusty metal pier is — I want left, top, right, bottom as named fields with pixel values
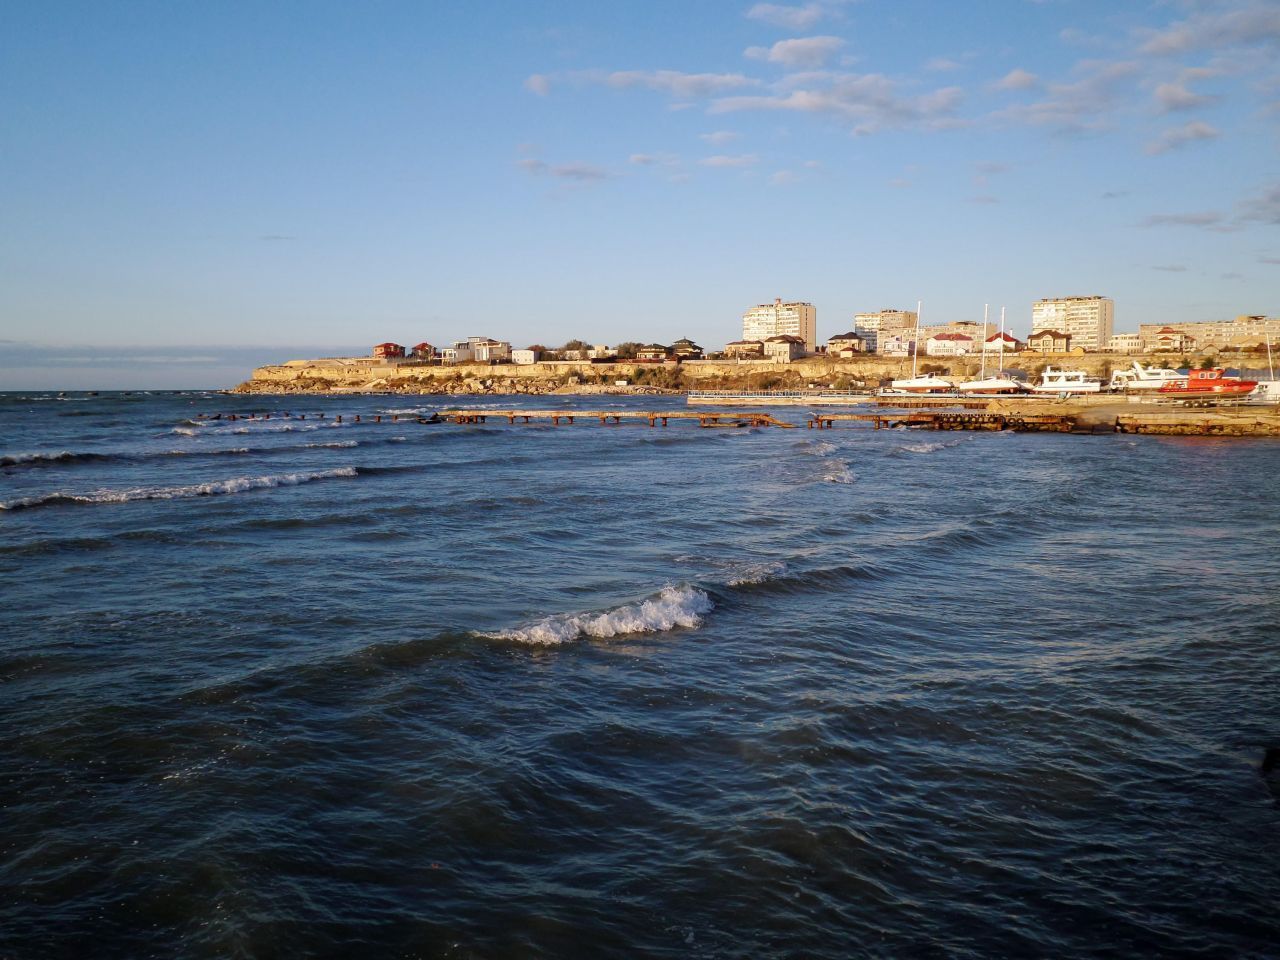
left=807, top=411, right=1077, bottom=432
left=440, top=409, right=796, bottom=428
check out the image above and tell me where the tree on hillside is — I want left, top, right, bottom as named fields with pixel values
left=561, top=339, right=592, bottom=354
left=614, top=341, right=642, bottom=360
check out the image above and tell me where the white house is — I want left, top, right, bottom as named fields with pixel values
left=925, top=333, right=974, bottom=356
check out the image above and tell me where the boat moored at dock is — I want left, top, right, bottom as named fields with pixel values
left=1029, top=366, right=1103, bottom=395
left=1108, top=361, right=1188, bottom=392
left=1157, top=368, right=1258, bottom=401
left=883, top=375, right=955, bottom=395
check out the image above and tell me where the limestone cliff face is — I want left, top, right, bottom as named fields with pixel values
left=233, top=352, right=1250, bottom=395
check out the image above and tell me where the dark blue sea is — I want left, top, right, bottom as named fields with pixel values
left=3, top=390, right=1279, bottom=959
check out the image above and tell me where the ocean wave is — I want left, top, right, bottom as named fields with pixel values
left=1, top=451, right=111, bottom=467
left=888, top=437, right=969, bottom=456
left=725, top=560, right=788, bottom=586
left=482, top=585, right=713, bottom=645
left=304, top=440, right=359, bottom=448
left=0, top=468, right=358, bottom=512
left=820, top=460, right=857, bottom=484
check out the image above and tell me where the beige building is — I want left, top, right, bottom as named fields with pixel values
left=743, top=298, right=817, bottom=351
left=1027, top=329, right=1072, bottom=353
left=1031, top=296, right=1114, bottom=352
left=853, top=309, right=917, bottom=354
left=763, top=334, right=806, bottom=362
left=1107, top=333, right=1142, bottom=354
left=918, top=320, right=995, bottom=343
left=1137, top=315, right=1280, bottom=351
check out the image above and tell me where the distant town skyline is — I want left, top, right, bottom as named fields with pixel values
left=2, top=0, right=1278, bottom=388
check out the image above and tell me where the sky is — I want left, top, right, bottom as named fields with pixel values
left=2, top=0, right=1279, bottom=388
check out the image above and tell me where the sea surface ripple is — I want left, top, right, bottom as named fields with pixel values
left=2, top=391, right=1278, bottom=958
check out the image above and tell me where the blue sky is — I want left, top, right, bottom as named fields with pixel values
left=2, top=0, right=1278, bottom=387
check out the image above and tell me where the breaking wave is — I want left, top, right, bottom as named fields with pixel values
left=1, top=451, right=111, bottom=467
left=0, top=468, right=358, bottom=512
left=482, top=585, right=713, bottom=645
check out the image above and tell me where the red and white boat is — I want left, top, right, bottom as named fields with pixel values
left=1157, top=368, right=1258, bottom=400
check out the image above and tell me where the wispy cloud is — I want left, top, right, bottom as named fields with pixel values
left=744, top=36, right=846, bottom=68
left=744, top=2, right=847, bottom=30
left=925, top=57, right=962, bottom=73
left=518, top=158, right=614, bottom=181
left=992, top=68, right=1039, bottom=91
left=1239, top=182, right=1280, bottom=224
left=1260, top=256, right=1280, bottom=265
left=699, top=154, right=760, bottom=168
left=1145, top=120, right=1220, bottom=154
left=1140, top=210, right=1225, bottom=228
left=525, top=74, right=551, bottom=96
left=710, top=73, right=963, bottom=135
left=699, top=130, right=740, bottom=144
left=1139, top=3, right=1280, bottom=56
left=995, top=59, right=1139, bottom=133
left=601, top=70, right=756, bottom=98
left=1151, top=264, right=1188, bottom=272
left=1154, top=80, right=1215, bottom=113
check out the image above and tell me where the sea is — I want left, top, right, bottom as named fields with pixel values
left=2, top=390, right=1279, bottom=959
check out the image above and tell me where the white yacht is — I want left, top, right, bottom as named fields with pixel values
left=1029, top=366, right=1103, bottom=395
left=884, top=374, right=955, bottom=394
left=1243, top=380, right=1280, bottom=405
left=956, top=376, right=1026, bottom=395
left=1108, top=361, right=1188, bottom=392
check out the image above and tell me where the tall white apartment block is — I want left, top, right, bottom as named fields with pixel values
left=742, top=298, right=817, bottom=351
left=1031, top=296, right=1114, bottom=352
left=853, top=309, right=918, bottom=354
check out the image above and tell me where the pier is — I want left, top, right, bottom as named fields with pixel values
left=439, top=409, right=796, bottom=428
left=808, top=411, right=1078, bottom=432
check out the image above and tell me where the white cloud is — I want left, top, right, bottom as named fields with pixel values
left=770, top=170, right=798, bottom=184
left=1145, top=120, right=1220, bottom=154
left=1154, top=81, right=1214, bottom=113
left=926, top=57, right=962, bottom=72
left=699, top=154, right=760, bottom=167
left=629, top=154, right=657, bottom=165
left=992, top=68, right=1039, bottom=91
left=995, top=60, right=1139, bottom=132
left=745, top=36, right=846, bottom=68
left=710, top=72, right=963, bottom=135
left=525, top=74, right=551, bottom=96
left=700, top=130, right=741, bottom=144
left=1151, top=264, right=1188, bottom=272
left=1139, top=3, right=1280, bottom=56
left=603, top=70, right=756, bottom=98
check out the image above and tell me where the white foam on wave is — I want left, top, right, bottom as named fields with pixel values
left=725, top=560, right=787, bottom=586
left=1, top=451, right=76, bottom=465
left=890, top=437, right=968, bottom=455
left=0, top=467, right=358, bottom=511
left=484, top=585, right=713, bottom=645
left=305, top=440, right=359, bottom=448
left=821, top=460, right=857, bottom=483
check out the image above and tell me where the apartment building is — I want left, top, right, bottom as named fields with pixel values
left=1031, top=296, right=1114, bottom=352
left=1137, top=315, right=1280, bottom=351
left=852, top=309, right=917, bottom=354
left=743, top=298, right=817, bottom=351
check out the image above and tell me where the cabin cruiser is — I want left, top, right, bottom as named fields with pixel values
left=1029, top=366, right=1103, bottom=395
left=1157, top=368, right=1258, bottom=401
left=1108, top=361, right=1188, bottom=392
left=883, top=374, right=955, bottom=395
left=956, top=376, right=1026, bottom=395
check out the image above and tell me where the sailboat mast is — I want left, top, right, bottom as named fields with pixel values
left=980, top=303, right=989, bottom=381
left=912, top=300, right=922, bottom=378
left=999, top=307, right=1006, bottom=377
